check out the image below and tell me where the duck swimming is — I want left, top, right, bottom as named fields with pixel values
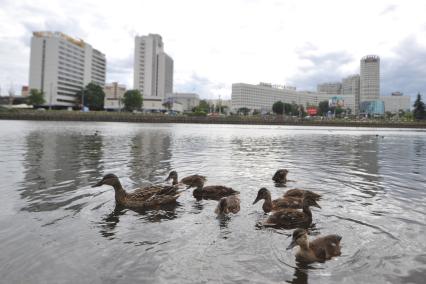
left=253, top=187, right=310, bottom=213
left=262, top=197, right=321, bottom=228
left=283, top=188, right=321, bottom=201
left=92, top=174, right=181, bottom=208
left=272, top=169, right=289, bottom=184
left=287, top=228, right=342, bottom=263
left=215, top=195, right=241, bottom=215
left=187, top=176, right=239, bottom=199
left=165, top=170, right=207, bottom=187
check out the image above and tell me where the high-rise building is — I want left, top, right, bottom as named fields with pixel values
left=29, top=31, right=106, bottom=107
left=360, top=55, right=380, bottom=103
left=342, top=74, right=360, bottom=114
left=133, top=34, right=173, bottom=103
left=103, top=82, right=126, bottom=111
left=317, top=82, right=342, bottom=94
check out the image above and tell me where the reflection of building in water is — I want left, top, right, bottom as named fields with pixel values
left=128, top=131, right=172, bottom=184
left=21, top=131, right=104, bottom=211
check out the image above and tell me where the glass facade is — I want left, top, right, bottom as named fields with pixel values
left=360, top=100, right=385, bottom=115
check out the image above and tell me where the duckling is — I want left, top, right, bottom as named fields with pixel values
left=188, top=176, right=239, bottom=199
left=262, top=197, right=321, bottom=228
left=283, top=188, right=321, bottom=201
left=253, top=187, right=308, bottom=213
left=92, top=174, right=181, bottom=208
left=272, top=169, right=289, bottom=183
left=287, top=228, right=342, bottom=263
left=215, top=195, right=241, bottom=215
left=165, top=170, right=207, bottom=187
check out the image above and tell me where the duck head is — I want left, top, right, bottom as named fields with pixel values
left=165, top=171, right=178, bottom=184
left=189, top=176, right=205, bottom=189
left=216, top=197, right=228, bottom=215
left=92, top=173, right=120, bottom=187
left=287, top=228, right=308, bottom=250
left=253, top=187, right=271, bottom=204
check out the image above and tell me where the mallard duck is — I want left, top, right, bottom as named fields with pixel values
left=272, top=169, right=289, bottom=183
left=165, top=170, right=207, bottom=187
left=284, top=188, right=321, bottom=201
left=92, top=174, right=181, bottom=208
left=215, top=195, right=241, bottom=215
left=287, top=228, right=342, bottom=263
left=262, top=197, right=321, bottom=228
left=187, top=176, right=239, bottom=199
left=253, top=187, right=309, bottom=213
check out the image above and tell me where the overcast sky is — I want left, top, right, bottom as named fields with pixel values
left=1, top=0, right=425, bottom=101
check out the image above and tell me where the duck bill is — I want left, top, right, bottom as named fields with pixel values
left=313, top=201, right=321, bottom=209
left=91, top=180, right=104, bottom=187
left=286, top=240, right=297, bottom=250
left=253, top=195, right=261, bottom=205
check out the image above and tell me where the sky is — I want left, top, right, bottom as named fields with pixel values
left=0, top=0, right=426, bottom=101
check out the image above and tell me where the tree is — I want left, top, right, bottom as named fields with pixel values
left=76, top=83, right=105, bottom=110
left=283, top=103, right=292, bottom=115
left=28, top=89, right=45, bottom=106
left=413, top=93, right=425, bottom=120
left=290, top=103, right=300, bottom=116
left=123, top=89, right=143, bottom=111
left=238, top=107, right=250, bottom=115
left=162, top=99, right=173, bottom=111
left=318, top=100, right=329, bottom=116
left=272, top=101, right=284, bottom=115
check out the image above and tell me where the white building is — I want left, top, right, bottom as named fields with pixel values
left=317, top=82, right=342, bottom=94
left=342, top=74, right=360, bottom=114
left=380, top=95, right=411, bottom=113
left=168, top=93, right=200, bottom=112
left=231, top=82, right=357, bottom=114
left=103, top=82, right=126, bottom=111
left=134, top=34, right=174, bottom=106
left=360, top=55, right=380, bottom=103
left=29, top=31, right=106, bottom=107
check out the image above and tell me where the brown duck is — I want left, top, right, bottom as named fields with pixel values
left=253, top=187, right=309, bottom=213
left=283, top=188, right=321, bottom=201
left=215, top=195, right=241, bottom=215
left=165, top=170, right=207, bottom=187
left=287, top=228, right=342, bottom=263
left=92, top=174, right=181, bottom=208
left=272, top=169, right=289, bottom=183
left=262, top=197, right=321, bottom=228
left=187, top=176, right=239, bottom=199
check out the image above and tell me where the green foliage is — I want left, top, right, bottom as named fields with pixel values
left=413, top=93, right=425, bottom=120
left=123, top=89, right=143, bottom=111
left=28, top=89, right=45, bottom=106
left=283, top=103, right=292, bottom=115
left=238, top=107, right=250, bottom=115
left=272, top=101, right=284, bottom=115
left=318, top=100, right=329, bottom=116
left=76, top=83, right=105, bottom=110
left=163, top=100, right=172, bottom=110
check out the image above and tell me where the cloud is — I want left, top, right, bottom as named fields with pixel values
left=174, top=73, right=229, bottom=100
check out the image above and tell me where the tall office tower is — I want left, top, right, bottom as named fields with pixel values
left=342, top=74, right=360, bottom=114
left=29, top=31, right=106, bottom=107
left=134, top=34, right=174, bottom=100
left=360, top=55, right=380, bottom=103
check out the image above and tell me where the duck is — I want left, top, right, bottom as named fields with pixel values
left=215, top=195, right=241, bottom=215
left=253, top=187, right=311, bottom=213
left=283, top=188, right=322, bottom=201
left=92, top=173, right=182, bottom=208
left=272, top=169, right=289, bottom=183
left=262, top=197, right=321, bottom=228
left=165, top=170, right=207, bottom=187
left=187, top=176, right=239, bottom=199
left=287, top=228, right=342, bottom=263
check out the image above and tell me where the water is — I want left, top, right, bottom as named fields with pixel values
left=0, top=120, right=425, bottom=284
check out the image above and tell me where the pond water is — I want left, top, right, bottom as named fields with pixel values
left=0, top=120, right=425, bottom=283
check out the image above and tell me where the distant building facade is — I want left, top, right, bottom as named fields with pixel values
left=168, top=93, right=200, bottom=112
left=360, top=55, right=380, bottom=103
left=380, top=95, right=411, bottom=113
left=21, top=86, right=29, bottom=97
left=317, top=82, right=342, bottom=94
left=29, top=31, right=106, bottom=107
left=103, top=82, right=126, bottom=110
left=342, top=74, right=360, bottom=114
left=134, top=34, right=173, bottom=106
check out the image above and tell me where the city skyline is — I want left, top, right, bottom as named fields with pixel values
left=1, top=0, right=426, bottom=100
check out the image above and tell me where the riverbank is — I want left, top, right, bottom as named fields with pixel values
left=1, top=110, right=425, bottom=128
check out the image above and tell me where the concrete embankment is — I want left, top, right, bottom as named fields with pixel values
left=0, top=110, right=425, bottom=128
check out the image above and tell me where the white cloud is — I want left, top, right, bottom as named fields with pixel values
left=0, top=0, right=425, bottom=100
